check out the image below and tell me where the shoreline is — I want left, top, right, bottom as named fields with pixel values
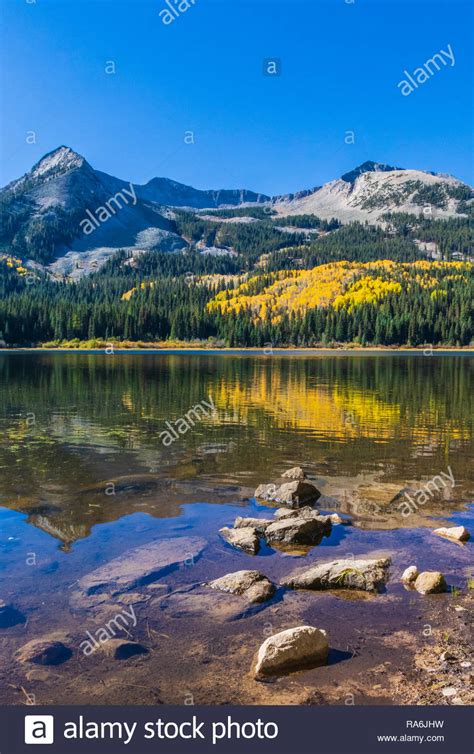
left=1, top=345, right=473, bottom=354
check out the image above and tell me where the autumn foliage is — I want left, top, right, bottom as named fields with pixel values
left=207, top=261, right=471, bottom=323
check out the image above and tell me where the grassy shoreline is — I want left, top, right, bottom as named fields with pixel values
left=1, top=339, right=473, bottom=353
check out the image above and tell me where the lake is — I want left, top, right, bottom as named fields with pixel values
left=0, top=352, right=472, bottom=705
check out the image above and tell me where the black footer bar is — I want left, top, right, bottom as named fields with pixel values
left=2, top=705, right=472, bottom=754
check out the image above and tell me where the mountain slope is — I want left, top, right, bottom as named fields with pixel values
left=273, top=167, right=471, bottom=222
left=137, top=176, right=269, bottom=208
left=340, top=160, right=403, bottom=183
left=0, top=147, right=185, bottom=273
left=0, top=147, right=472, bottom=278
left=0, top=146, right=271, bottom=275
left=207, top=260, right=472, bottom=320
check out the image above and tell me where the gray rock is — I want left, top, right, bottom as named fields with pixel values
left=254, top=625, right=328, bottom=678
left=71, top=537, right=206, bottom=609
left=433, top=526, right=470, bottom=542
left=234, top=516, right=272, bottom=534
left=274, top=506, right=320, bottom=520
left=254, top=480, right=321, bottom=508
left=219, top=526, right=260, bottom=555
left=266, top=515, right=332, bottom=547
left=207, top=570, right=275, bottom=603
left=281, top=467, right=307, bottom=480
left=401, top=565, right=419, bottom=584
left=16, top=636, right=73, bottom=666
left=281, top=557, right=391, bottom=593
left=414, top=571, right=448, bottom=594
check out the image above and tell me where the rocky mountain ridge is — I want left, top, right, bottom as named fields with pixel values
left=1, top=146, right=471, bottom=278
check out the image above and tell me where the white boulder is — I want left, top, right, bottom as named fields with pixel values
left=433, top=526, right=470, bottom=542
left=254, top=625, right=328, bottom=678
left=401, top=565, right=419, bottom=584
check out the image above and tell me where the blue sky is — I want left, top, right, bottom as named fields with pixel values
left=1, top=0, right=473, bottom=192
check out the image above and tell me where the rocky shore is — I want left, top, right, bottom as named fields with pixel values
left=1, top=467, right=472, bottom=705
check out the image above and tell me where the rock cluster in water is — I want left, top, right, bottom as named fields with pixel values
left=220, top=508, right=332, bottom=553
left=399, top=523, right=472, bottom=595
left=10, top=464, right=470, bottom=685
left=220, top=469, right=337, bottom=556
left=254, top=467, right=321, bottom=508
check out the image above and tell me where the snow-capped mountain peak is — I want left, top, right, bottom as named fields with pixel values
left=273, top=165, right=470, bottom=221
left=30, top=145, right=86, bottom=178
left=3, top=146, right=89, bottom=197
left=0, top=147, right=471, bottom=280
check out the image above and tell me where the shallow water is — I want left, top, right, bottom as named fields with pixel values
left=0, top=353, right=473, bottom=704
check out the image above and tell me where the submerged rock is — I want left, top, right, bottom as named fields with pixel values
left=71, top=537, right=206, bottom=609
left=219, top=526, right=260, bottom=555
left=234, top=517, right=273, bottom=535
left=266, top=515, right=332, bottom=547
left=433, top=526, right=470, bottom=543
left=414, top=571, right=448, bottom=594
left=281, top=557, right=391, bottom=593
left=254, top=625, right=328, bottom=678
left=0, top=601, right=26, bottom=629
left=116, top=592, right=150, bottom=606
left=281, top=467, right=307, bottom=480
left=16, top=636, right=73, bottom=666
left=157, top=587, right=251, bottom=622
left=401, top=566, right=419, bottom=584
left=255, top=480, right=321, bottom=508
left=207, top=570, right=275, bottom=603
left=389, top=487, right=419, bottom=504
left=101, top=639, right=148, bottom=660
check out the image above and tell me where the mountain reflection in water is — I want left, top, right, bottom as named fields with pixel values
left=0, top=352, right=472, bottom=546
